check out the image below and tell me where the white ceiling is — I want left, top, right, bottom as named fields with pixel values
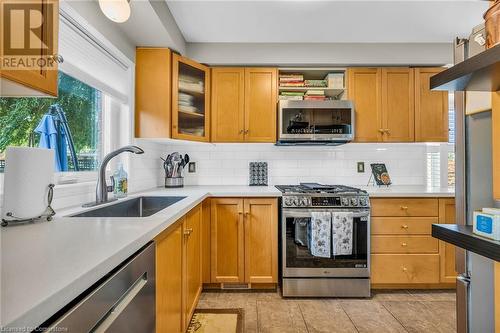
left=165, top=0, right=489, bottom=43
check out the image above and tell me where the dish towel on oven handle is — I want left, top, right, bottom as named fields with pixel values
left=332, top=211, right=354, bottom=256
left=308, top=212, right=332, bottom=258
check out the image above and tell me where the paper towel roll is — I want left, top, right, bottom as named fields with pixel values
left=2, top=147, right=55, bottom=220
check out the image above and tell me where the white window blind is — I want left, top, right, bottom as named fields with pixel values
left=58, top=9, right=132, bottom=104
left=448, top=93, right=455, bottom=144
left=426, top=151, right=440, bottom=188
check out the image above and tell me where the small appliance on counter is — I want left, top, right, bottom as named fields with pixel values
left=473, top=208, right=500, bottom=241
left=162, top=152, right=190, bottom=188
left=1, top=147, right=56, bottom=226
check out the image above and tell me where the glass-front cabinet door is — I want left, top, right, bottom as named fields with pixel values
left=172, top=54, right=210, bottom=142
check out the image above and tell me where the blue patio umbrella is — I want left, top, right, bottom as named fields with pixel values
left=35, top=114, right=68, bottom=171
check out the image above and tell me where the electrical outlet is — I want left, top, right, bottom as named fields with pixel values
left=357, top=162, right=365, bottom=173
left=188, top=162, right=196, bottom=173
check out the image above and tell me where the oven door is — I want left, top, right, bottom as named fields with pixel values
left=282, top=208, right=370, bottom=278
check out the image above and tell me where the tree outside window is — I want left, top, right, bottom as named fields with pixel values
left=0, top=72, right=101, bottom=171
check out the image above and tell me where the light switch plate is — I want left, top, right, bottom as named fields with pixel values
left=188, top=162, right=196, bottom=173
left=357, top=162, right=365, bottom=173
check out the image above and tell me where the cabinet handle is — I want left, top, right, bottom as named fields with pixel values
left=184, top=228, right=193, bottom=236
left=173, top=125, right=177, bottom=129
left=401, top=242, right=408, bottom=247
left=378, top=129, right=385, bottom=133
left=400, top=206, right=409, bottom=210
left=238, top=211, right=243, bottom=215
left=384, top=129, right=390, bottom=134
left=244, top=211, right=250, bottom=216
left=401, top=266, right=408, bottom=272
left=401, top=224, right=409, bottom=229
left=239, top=130, right=244, bottom=134
left=244, top=130, right=249, bottom=134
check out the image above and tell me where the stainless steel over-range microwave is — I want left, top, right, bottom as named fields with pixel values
left=278, top=100, right=355, bottom=144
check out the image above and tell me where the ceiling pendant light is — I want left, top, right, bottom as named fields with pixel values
left=98, top=0, right=131, bottom=23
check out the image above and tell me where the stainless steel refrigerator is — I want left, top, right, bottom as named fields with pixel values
left=454, top=38, right=497, bottom=333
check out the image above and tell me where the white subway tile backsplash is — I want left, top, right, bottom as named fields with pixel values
left=163, top=142, right=447, bottom=187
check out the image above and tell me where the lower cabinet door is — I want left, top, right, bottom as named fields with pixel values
left=184, top=204, right=202, bottom=328
left=371, top=254, right=440, bottom=284
left=439, top=198, right=457, bottom=283
left=244, top=198, right=278, bottom=283
left=211, top=198, right=245, bottom=283
left=156, top=220, right=183, bottom=333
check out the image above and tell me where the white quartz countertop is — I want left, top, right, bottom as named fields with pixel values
left=0, top=184, right=453, bottom=329
left=361, top=185, right=455, bottom=198
left=0, top=186, right=280, bottom=329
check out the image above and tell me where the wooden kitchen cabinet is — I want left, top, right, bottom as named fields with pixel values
left=172, top=54, right=211, bottom=142
left=415, top=68, right=449, bottom=142
left=0, top=0, right=59, bottom=97
left=211, top=67, right=277, bottom=143
left=371, top=197, right=455, bottom=288
left=244, top=198, right=278, bottom=283
left=184, top=204, right=202, bottom=330
left=381, top=68, right=415, bottom=142
left=156, top=219, right=183, bottom=333
left=211, top=198, right=278, bottom=286
left=493, top=92, right=500, bottom=200
left=348, top=67, right=448, bottom=143
left=211, top=198, right=245, bottom=283
left=201, top=199, right=212, bottom=284
left=211, top=68, right=245, bottom=142
left=438, top=198, right=457, bottom=284
left=347, top=68, right=383, bottom=142
left=156, top=204, right=203, bottom=332
left=244, top=68, right=278, bottom=142
left=135, top=48, right=171, bottom=138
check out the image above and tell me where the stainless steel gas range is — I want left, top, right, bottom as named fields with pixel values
left=276, top=183, right=370, bottom=297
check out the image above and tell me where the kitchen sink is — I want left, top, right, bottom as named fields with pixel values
left=71, top=196, right=186, bottom=218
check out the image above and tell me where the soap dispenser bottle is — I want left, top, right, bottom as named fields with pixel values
left=113, top=163, right=128, bottom=198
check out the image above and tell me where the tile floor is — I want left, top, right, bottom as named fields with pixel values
left=196, top=289, right=457, bottom=333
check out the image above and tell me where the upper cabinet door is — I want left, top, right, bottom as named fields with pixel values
left=348, top=68, right=383, bottom=142
left=382, top=68, right=415, bottom=142
left=211, top=68, right=245, bottom=142
left=244, top=68, right=277, bottom=142
left=172, top=54, right=211, bottom=142
left=135, top=48, right=171, bottom=138
left=1, top=0, right=59, bottom=97
left=415, top=68, right=449, bottom=142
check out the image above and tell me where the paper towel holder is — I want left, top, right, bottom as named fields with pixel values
left=1, top=184, right=56, bottom=227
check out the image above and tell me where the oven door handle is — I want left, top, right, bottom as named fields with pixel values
left=282, top=209, right=370, bottom=219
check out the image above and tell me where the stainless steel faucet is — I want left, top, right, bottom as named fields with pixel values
left=83, top=145, right=144, bottom=207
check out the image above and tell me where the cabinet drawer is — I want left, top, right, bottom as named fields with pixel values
left=371, top=254, right=440, bottom=284
left=370, top=198, right=439, bottom=217
left=371, top=236, right=438, bottom=254
left=371, top=217, right=437, bottom=235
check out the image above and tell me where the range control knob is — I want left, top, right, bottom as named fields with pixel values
left=359, top=197, right=368, bottom=206
left=284, top=198, right=291, bottom=206
left=300, top=198, right=308, bottom=206
left=341, top=197, right=350, bottom=206
left=350, top=197, right=358, bottom=206
left=293, top=198, right=299, bottom=206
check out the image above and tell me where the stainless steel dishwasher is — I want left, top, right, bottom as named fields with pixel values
left=45, top=242, right=155, bottom=332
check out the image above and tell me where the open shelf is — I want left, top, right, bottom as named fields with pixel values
left=430, top=44, right=500, bottom=92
